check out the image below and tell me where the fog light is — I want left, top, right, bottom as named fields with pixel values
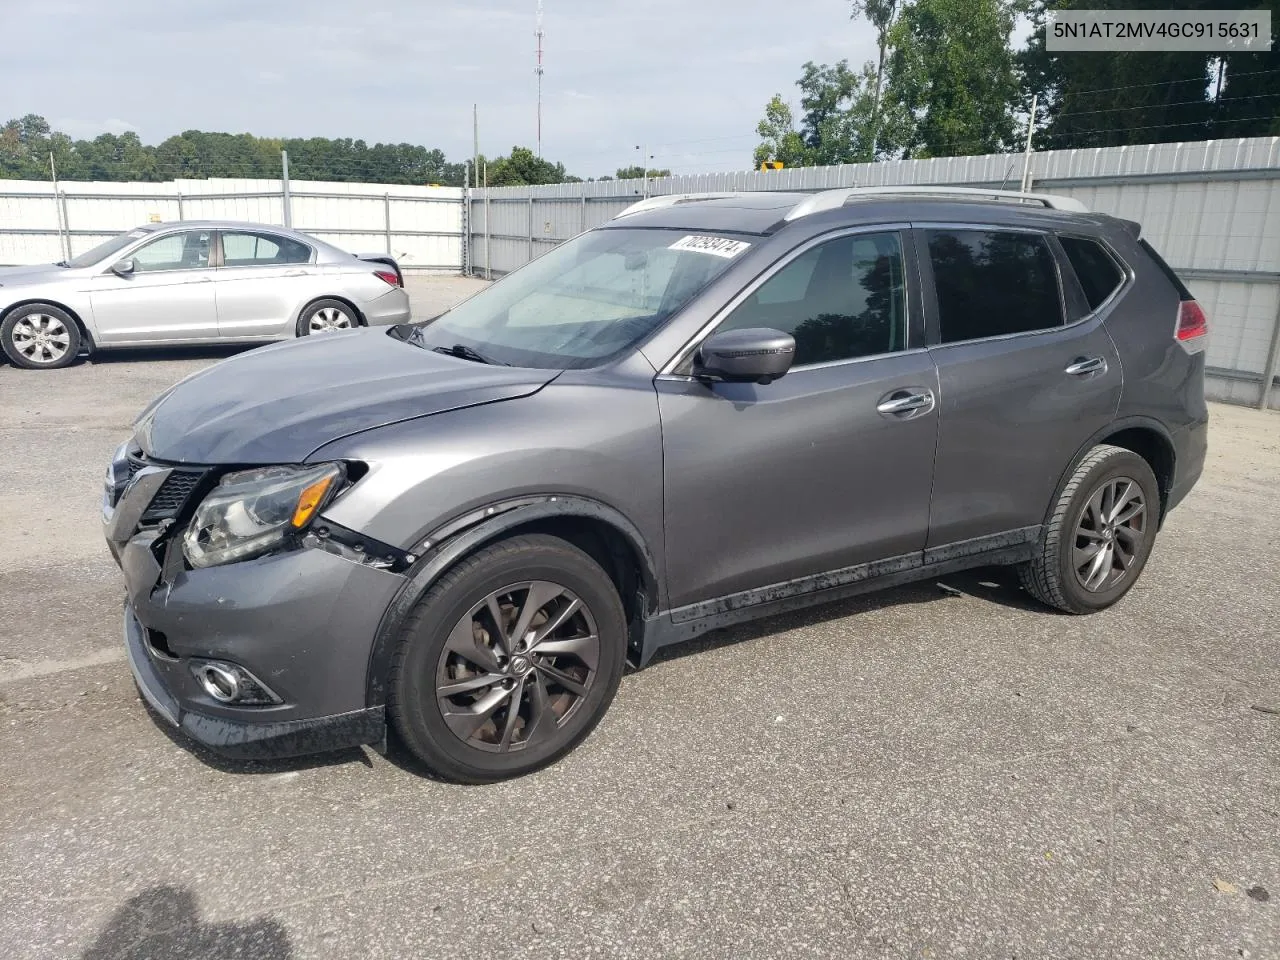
left=190, top=661, right=282, bottom=705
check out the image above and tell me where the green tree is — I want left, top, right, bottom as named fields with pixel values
left=488, top=146, right=568, bottom=186
left=884, top=0, right=1021, bottom=158
left=850, top=0, right=904, bottom=156
left=753, top=95, right=812, bottom=167
left=1020, top=0, right=1280, bottom=148
left=615, top=165, right=671, bottom=179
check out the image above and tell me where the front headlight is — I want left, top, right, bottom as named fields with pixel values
left=183, top=463, right=344, bottom=569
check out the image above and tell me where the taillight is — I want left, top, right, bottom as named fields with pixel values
left=1175, top=300, right=1208, bottom=349
left=374, top=269, right=401, bottom=288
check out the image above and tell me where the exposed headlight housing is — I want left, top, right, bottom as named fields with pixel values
left=183, top=463, right=343, bottom=569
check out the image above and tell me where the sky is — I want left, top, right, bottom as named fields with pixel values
left=1, top=0, right=881, bottom=178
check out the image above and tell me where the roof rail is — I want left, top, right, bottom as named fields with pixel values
left=784, top=186, right=1089, bottom=220
left=613, top=193, right=746, bottom=219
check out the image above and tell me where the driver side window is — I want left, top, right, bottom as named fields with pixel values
left=717, top=231, right=907, bottom=366
left=131, top=231, right=212, bottom=273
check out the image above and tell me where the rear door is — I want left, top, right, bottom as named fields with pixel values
left=88, top=229, right=218, bottom=343
left=212, top=229, right=317, bottom=338
left=917, top=225, right=1122, bottom=555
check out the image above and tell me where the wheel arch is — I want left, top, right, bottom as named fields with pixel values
left=1054, top=417, right=1176, bottom=526
left=1, top=298, right=96, bottom=353
left=298, top=295, right=367, bottom=331
left=364, top=495, right=660, bottom=708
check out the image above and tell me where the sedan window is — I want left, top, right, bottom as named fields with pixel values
left=131, top=231, right=213, bottom=272
left=221, top=231, right=312, bottom=266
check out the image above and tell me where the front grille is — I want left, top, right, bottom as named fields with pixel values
left=141, top=470, right=205, bottom=520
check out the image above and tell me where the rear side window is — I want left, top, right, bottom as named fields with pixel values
left=927, top=230, right=1062, bottom=343
left=1059, top=236, right=1125, bottom=310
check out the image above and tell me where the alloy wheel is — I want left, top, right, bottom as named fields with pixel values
left=1073, top=476, right=1147, bottom=592
left=435, top=581, right=600, bottom=753
left=309, top=307, right=353, bottom=332
left=11, top=314, right=71, bottom=365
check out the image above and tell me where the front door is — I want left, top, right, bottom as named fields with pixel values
left=657, top=228, right=939, bottom=612
left=917, top=226, right=1123, bottom=553
left=213, top=229, right=317, bottom=338
left=89, top=229, right=218, bottom=344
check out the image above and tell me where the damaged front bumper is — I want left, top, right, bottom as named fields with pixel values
left=105, top=446, right=405, bottom=760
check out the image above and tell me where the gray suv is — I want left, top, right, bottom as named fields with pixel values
left=104, top=187, right=1208, bottom=782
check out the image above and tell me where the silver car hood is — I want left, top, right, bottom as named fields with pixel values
left=134, top=329, right=561, bottom=464
left=0, top=264, right=72, bottom=285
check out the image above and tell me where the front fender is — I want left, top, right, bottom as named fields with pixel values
left=362, top=494, right=661, bottom=708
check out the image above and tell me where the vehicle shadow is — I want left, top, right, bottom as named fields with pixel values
left=79, top=885, right=291, bottom=959
left=84, top=344, right=260, bottom=365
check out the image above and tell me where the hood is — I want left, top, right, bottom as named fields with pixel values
left=0, top=264, right=69, bottom=285
left=136, top=329, right=560, bottom=464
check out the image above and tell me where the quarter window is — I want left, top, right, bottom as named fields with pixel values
left=927, top=230, right=1062, bottom=343
left=1059, top=235, right=1125, bottom=311
left=221, top=231, right=311, bottom=266
left=130, top=230, right=212, bottom=272
left=717, top=232, right=908, bottom=366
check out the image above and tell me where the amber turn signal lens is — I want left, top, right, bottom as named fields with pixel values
left=291, top=475, right=336, bottom=528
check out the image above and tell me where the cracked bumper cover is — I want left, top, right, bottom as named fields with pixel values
left=115, top=530, right=404, bottom=760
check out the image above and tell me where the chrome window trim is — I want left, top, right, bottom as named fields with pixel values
left=657, top=223, right=914, bottom=377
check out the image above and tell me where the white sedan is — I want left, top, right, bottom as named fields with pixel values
left=0, top=220, right=411, bottom=369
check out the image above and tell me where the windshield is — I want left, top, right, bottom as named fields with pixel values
left=407, top=227, right=753, bottom=368
left=65, top=228, right=154, bottom=268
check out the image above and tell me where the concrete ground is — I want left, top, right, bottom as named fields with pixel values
left=1, top=278, right=1277, bottom=959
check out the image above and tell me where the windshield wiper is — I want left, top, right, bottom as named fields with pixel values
left=54, top=260, right=70, bottom=268
left=431, top=343, right=509, bottom=366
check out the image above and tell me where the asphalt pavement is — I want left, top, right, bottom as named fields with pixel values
left=1, top=277, right=1277, bottom=959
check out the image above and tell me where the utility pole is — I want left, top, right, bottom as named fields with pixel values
left=49, top=152, right=70, bottom=261
left=281, top=150, right=293, bottom=227
left=473, top=103, right=479, bottom=186
left=535, top=0, right=545, bottom=157
left=636, top=144, right=651, bottom=199
left=1019, top=94, right=1038, bottom=194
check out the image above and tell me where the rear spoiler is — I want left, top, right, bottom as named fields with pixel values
left=354, top=253, right=403, bottom=286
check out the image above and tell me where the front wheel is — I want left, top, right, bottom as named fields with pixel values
left=297, top=299, right=357, bottom=336
left=388, top=534, right=627, bottom=783
left=1019, top=444, right=1161, bottom=614
left=1, top=304, right=82, bottom=369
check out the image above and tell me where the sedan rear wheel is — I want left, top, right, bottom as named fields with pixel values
left=1, top=304, right=83, bottom=369
left=297, top=299, right=357, bottom=337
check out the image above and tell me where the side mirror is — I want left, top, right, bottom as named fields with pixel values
left=697, top=327, right=796, bottom=385
left=111, top=258, right=136, bottom=277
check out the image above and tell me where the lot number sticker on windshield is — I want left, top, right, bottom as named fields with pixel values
left=668, top=235, right=752, bottom=259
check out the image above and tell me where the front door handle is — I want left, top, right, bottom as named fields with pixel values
left=877, top=388, right=935, bottom=418
left=1064, top=356, right=1107, bottom=376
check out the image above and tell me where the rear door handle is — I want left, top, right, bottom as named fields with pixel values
left=877, top=388, right=935, bottom=418
left=1064, top=356, right=1107, bottom=376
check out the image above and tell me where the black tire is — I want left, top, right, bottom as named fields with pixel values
left=1019, top=444, right=1161, bottom=614
left=388, top=534, right=627, bottom=783
left=296, top=299, right=358, bottom=337
left=1, top=303, right=83, bottom=369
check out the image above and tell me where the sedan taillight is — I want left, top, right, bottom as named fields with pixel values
left=374, top=269, right=402, bottom=288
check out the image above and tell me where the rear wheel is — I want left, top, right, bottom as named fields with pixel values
left=1019, top=444, right=1160, bottom=613
left=297, top=299, right=357, bottom=336
left=1, top=303, right=82, bottom=369
left=388, top=534, right=627, bottom=783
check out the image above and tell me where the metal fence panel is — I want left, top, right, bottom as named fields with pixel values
left=0, top=178, right=464, bottom=272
